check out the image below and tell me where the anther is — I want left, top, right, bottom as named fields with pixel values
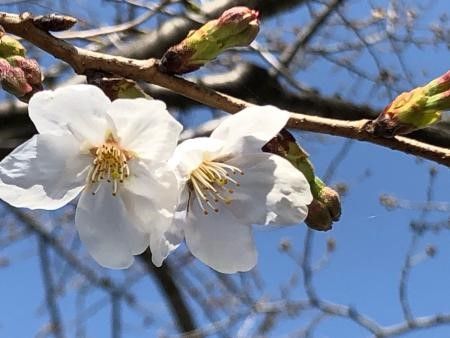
left=87, top=135, right=132, bottom=196
left=188, top=160, right=243, bottom=214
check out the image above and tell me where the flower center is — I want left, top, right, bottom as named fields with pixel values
left=87, top=134, right=132, bottom=196
left=188, top=160, right=244, bottom=215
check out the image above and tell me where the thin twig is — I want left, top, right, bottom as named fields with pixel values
left=139, top=250, right=198, bottom=334
left=301, top=229, right=383, bottom=335
left=399, top=167, right=438, bottom=323
left=38, top=237, right=65, bottom=338
left=55, top=0, right=171, bottom=40
left=111, top=293, right=122, bottom=338
left=280, top=0, right=345, bottom=66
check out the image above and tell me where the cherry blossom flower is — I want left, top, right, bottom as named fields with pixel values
left=170, top=106, right=313, bottom=273
left=0, top=85, right=182, bottom=268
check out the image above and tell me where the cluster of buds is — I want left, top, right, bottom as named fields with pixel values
left=263, top=129, right=341, bottom=231
left=160, top=6, right=260, bottom=74
left=372, top=70, right=450, bottom=136
left=0, top=31, right=42, bottom=101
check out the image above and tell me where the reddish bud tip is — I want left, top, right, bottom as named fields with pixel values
left=7, top=56, right=42, bottom=85
left=218, top=7, right=259, bottom=25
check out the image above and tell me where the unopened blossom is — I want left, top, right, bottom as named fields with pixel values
left=373, top=70, right=450, bottom=136
left=0, top=34, right=42, bottom=100
left=160, top=6, right=260, bottom=74
left=0, top=33, right=25, bottom=58
left=262, top=130, right=341, bottom=232
left=170, top=106, right=313, bottom=273
left=0, top=85, right=182, bottom=268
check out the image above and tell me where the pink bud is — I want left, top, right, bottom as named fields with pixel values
left=7, top=56, right=42, bottom=85
left=0, top=58, right=11, bottom=78
left=218, top=7, right=259, bottom=26
left=1, top=65, right=33, bottom=97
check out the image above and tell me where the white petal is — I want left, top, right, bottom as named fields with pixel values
left=29, top=85, right=113, bottom=145
left=225, top=153, right=312, bottom=225
left=75, top=185, right=149, bottom=269
left=170, top=137, right=224, bottom=179
left=107, top=99, right=182, bottom=161
left=0, top=134, right=89, bottom=210
left=150, top=220, right=184, bottom=267
left=121, top=160, right=178, bottom=230
left=183, top=202, right=257, bottom=273
left=120, top=159, right=180, bottom=265
left=211, top=105, right=290, bottom=155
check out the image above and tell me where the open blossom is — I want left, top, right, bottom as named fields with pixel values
left=0, top=85, right=182, bottom=268
left=170, top=106, right=313, bottom=273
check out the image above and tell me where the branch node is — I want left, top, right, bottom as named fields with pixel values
left=33, top=13, right=78, bottom=32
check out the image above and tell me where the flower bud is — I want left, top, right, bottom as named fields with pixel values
left=372, top=71, right=450, bottom=136
left=0, top=57, right=10, bottom=75
left=0, top=35, right=26, bottom=58
left=262, top=129, right=315, bottom=183
left=160, top=6, right=259, bottom=74
left=305, top=179, right=341, bottom=231
left=33, top=13, right=78, bottom=32
left=305, top=199, right=333, bottom=231
left=263, top=130, right=341, bottom=232
left=86, top=72, right=149, bottom=100
left=0, top=34, right=42, bottom=100
left=216, top=7, right=260, bottom=46
left=0, top=60, right=32, bottom=97
left=0, top=55, right=42, bottom=100
left=7, top=56, right=42, bottom=85
left=318, top=185, right=341, bottom=221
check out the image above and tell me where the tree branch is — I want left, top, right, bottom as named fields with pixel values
left=38, top=237, right=65, bottom=338
left=1, top=11, right=449, bottom=167
left=139, top=250, right=198, bottom=334
left=10, top=206, right=194, bottom=335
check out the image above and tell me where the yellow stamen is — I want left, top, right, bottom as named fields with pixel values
left=87, top=133, right=133, bottom=196
left=188, top=160, right=243, bottom=215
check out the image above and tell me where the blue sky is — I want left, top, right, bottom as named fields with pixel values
left=0, top=0, right=449, bottom=337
